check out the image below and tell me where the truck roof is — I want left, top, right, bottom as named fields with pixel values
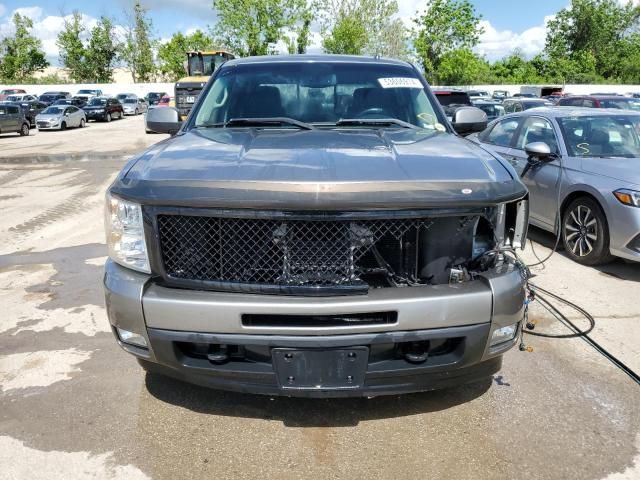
left=224, top=54, right=412, bottom=68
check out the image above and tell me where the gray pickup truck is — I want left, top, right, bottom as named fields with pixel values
left=104, top=55, right=529, bottom=397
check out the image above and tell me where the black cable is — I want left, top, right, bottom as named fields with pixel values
left=526, top=283, right=640, bottom=386
left=526, top=285, right=595, bottom=338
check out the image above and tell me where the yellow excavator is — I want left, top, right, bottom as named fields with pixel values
left=175, top=50, right=235, bottom=119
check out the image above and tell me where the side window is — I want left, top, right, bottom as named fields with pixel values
left=8, top=106, right=19, bottom=114
left=484, top=118, right=521, bottom=147
left=513, top=103, right=523, bottom=112
left=515, top=117, right=559, bottom=154
left=583, top=99, right=595, bottom=108
left=503, top=101, right=513, bottom=113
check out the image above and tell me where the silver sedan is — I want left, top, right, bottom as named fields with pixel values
left=470, top=107, right=640, bottom=265
left=36, top=105, right=86, bottom=130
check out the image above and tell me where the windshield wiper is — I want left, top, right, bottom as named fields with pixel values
left=222, top=117, right=315, bottom=130
left=335, top=118, right=421, bottom=130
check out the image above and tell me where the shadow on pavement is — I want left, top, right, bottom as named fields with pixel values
left=144, top=372, right=492, bottom=427
left=528, top=226, right=639, bottom=282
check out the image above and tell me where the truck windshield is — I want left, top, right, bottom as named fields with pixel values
left=188, top=55, right=226, bottom=76
left=194, top=62, right=443, bottom=129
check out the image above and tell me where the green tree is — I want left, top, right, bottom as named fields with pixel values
left=211, top=0, right=307, bottom=56
left=545, top=0, right=640, bottom=80
left=56, top=12, right=88, bottom=83
left=0, top=13, right=49, bottom=82
left=436, top=48, right=489, bottom=85
left=85, top=17, right=118, bottom=83
left=121, top=1, right=156, bottom=82
left=322, top=15, right=367, bottom=54
left=319, top=0, right=408, bottom=58
left=157, top=30, right=215, bottom=81
left=413, top=0, right=483, bottom=80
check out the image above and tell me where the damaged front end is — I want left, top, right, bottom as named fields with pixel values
left=148, top=199, right=528, bottom=295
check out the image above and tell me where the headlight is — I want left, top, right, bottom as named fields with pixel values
left=613, top=189, right=640, bottom=207
left=490, top=323, right=518, bottom=346
left=96, top=108, right=105, bottom=113
left=105, top=194, right=150, bottom=273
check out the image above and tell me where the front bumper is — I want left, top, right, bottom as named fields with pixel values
left=85, top=112, right=107, bottom=121
left=608, top=201, right=640, bottom=261
left=104, top=259, right=525, bottom=397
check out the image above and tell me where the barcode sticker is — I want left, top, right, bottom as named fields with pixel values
left=378, top=77, right=423, bottom=89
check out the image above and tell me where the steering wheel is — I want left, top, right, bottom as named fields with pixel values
left=353, top=107, right=389, bottom=119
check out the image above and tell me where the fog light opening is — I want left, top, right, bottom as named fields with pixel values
left=116, top=327, right=148, bottom=348
left=490, top=323, right=518, bottom=347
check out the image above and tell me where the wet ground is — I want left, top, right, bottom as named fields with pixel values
left=0, top=116, right=638, bottom=479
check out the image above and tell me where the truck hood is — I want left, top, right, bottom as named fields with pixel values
left=112, top=128, right=527, bottom=210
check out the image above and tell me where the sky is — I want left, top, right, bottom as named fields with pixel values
left=0, top=0, right=597, bottom=66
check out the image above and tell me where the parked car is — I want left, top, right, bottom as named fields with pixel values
left=36, top=105, right=86, bottom=131
left=0, top=88, right=26, bottom=101
left=493, top=90, right=510, bottom=100
left=5, top=94, right=38, bottom=102
left=145, top=92, right=169, bottom=106
left=0, top=103, right=30, bottom=136
left=557, top=95, right=640, bottom=110
left=502, top=98, right=554, bottom=113
left=82, top=97, right=124, bottom=122
left=122, top=97, right=148, bottom=115
left=467, top=90, right=491, bottom=99
left=74, top=89, right=103, bottom=102
left=111, top=54, right=529, bottom=397
left=14, top=100, right=47, bottom=127
left=116, top=93, right=136, bottom=102
left=470, top=107, right=640, bottom=265
left=471, top=99, right=505, bottom=121
left=53, top=98, right=86, bottom=108
left=39, top=91, right=71, bottom=105
left=433, top=89, right=473, bottom=121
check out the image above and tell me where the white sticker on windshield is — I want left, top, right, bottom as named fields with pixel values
left=378, top=77, right=423, bottom=89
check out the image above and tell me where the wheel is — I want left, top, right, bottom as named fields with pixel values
left=60, top=122, right=67, bottom=131
left=79, top=118, right=85, bottom=128
left=106, top=113, right=111, bottom=122
left=562, top=197, right=614, bottom=265
left=135, top=109, right=139, bottom=115
left=19, top=123, right=29, bottom=136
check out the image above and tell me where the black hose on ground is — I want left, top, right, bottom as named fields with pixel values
left=525, top=283, right=640, bottom=386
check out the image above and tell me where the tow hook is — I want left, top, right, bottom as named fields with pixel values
left=404, top=341, right=429, bottom=364
left=207, top=345, right=229, bottom=364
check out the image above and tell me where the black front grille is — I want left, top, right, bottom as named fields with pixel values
left=156, top=214, right=437, bottom=294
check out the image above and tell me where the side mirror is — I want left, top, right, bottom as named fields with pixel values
left=525, top=142, right=553, bottom=161
left=146, top=107, right=182, bottom=135
left=452, top=106, right=488, bottom=135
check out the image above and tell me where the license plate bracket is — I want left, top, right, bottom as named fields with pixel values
left=272, top=347, right=369, bottom=390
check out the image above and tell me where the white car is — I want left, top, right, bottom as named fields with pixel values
left=122, top=97, right=148, bottom=115
left=36, top=105, right=86, bottom=130
left=5, top=94, right=38, bottom=102
left=74, top=89, right=103, bottom=103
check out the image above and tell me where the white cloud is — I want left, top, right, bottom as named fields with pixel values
left=0, top=7, right=122, bottom=65
left=475, top=16, right=555, bottom=61
left=13, top=6, right=43, bottom=21
left=0, top=4, right=6, bottom=18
